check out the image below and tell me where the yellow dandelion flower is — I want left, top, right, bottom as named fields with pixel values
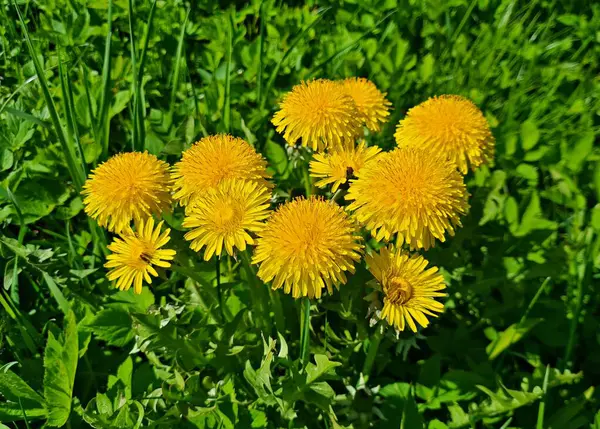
left=253, top=197, right=362, bottom=299
left=183, top=180, right=271, bottom=260
left=309, top=141, right=382, bottom=192
left=341, top=77, right=391, bottom=132
left=105, top=218, right=176, bottom=294
left=366, top=246, right=446, bottom=332
left=271, top=79, right=362, bottom=151
left=394, top=95, right=495, bottom=174
left=82, top=152, right=171, bottom=233
left=171, top=134, right=271, bottom=207
left=346, top=148, right=469, bottom=249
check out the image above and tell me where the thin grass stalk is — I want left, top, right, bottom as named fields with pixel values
left=14, top=1, right=85, bottom=190
left=169, top=9, right=189, bottom=125
left=536, top=365, right=550, bottom=429
left=299, top=297, right=311, bottom=365
left=136, top=0, right=158, bottom=149
left=256, top=1, right=266, bottom=107
left=223, top=11, right=233, bottom=133
left=59, top=51, right=87, bottom=177
left=127, top=0, right=139, bottom=151
left=80, top=64, right=100, bottom=149
left=98, top=0, right=113, bottom=160
left=187, top=65, right=209, bottom=138
left=260, top=7, right=330, bottom=110
left=308, top=9, right=396, bottom=77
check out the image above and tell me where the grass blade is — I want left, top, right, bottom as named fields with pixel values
left=536, top=364, right=550, bottom=429
left=256, top=1, right=266, bottom=107
left=41, top=271, right=70, bottom=315
left=127, top=0, right=139, bottom=151
left=169, top=9, right=190, bottom=125
left=98, top=0, right=113, bottom=160
left=308, top=9, right=396, bottom=77
left=260, top=7, right=330, bottom=110
left=136, top=0, right=158, bottom=150
left=13, top=1, right=85, bottom=190
left=223, top=11, right=233, bottom=132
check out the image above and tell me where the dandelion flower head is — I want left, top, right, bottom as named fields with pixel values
left=253, top=197, right=362, bottom=299
left=105, top=218, right=176, bottom=294
left=367, top=246, right=445, bottom=332
left=183, top=180, right=271, bottom=261
left=310, top=141, right=382, bottom=192
left=82, top=151, right=171, bottom=233
left=341, top=77, right=391, bottom=132
left=346, top=148, right=469, bottom=249
left=272, top=79, right=362, bottom=151
left=171, top=134, right=271, bottom=207
left=394, top=95, right=494, bottom=174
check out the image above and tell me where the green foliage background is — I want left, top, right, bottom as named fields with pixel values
left=0, top=0, right=599, bottom=427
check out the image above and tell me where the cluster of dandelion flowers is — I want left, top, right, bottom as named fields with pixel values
left=183, top=180, right=272, bottom=261
left=105, top=218, right=176, bottom=294
left=394, top=95, right=494, bottom=174
left=272, top=79, right=362, bottom=152
left=366, top=246, right=445, bottom=332
left=346, top=148, right=469, bottom=249
left=341, top=77, right=391, bottom=132
left=171, top=134, right=271, bottom=207
left=82, top=152, right=171, bottom=233
left=253, top=197, right=362, bottom=299
left=310, top=141, right=382, bottom=192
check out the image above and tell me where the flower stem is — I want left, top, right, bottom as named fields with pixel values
left=299, top=297, right=311, bottom=365
left=330, top=188, right=346, bottom=203
left=216, top=255, right=225, bottom=320
left=362, top=324, right=384, bottom=381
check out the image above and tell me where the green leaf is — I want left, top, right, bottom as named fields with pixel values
left=0, top=370, right=47, bottom=422
left=379, top=383, right=423, bottom=429
left=44, top=310, right=79, bottom=427
left=428, top=420, right=449, bottom=429
left=264, top=140, right=288, bottom=176
left=84, top=308, right=135, bottom=347
left=476, top=383, right=543, bottom=417
left=41, top=272, right=70, bottom=315
left=520, top=120, right=540, bottom=151
left=486, top=318, right=543, bottom=360
left=305, top=354, right=342, bottom=385
left=566, top=131, right=594, bottom=171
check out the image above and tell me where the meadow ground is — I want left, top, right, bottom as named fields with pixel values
left=0, top=0, right=599, bottom=428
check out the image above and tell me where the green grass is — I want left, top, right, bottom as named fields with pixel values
left=1, top=0, right=599, bottom=428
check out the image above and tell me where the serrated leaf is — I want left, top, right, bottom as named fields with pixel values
left=44, top=310, right=79, bottom=427
left=306, top=354, right=341, bottom=385
left=85, top=308, right=135, bottom=347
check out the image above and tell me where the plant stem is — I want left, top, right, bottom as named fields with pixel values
left=362, top=324, right=384, bottom=380
left=299, top=297, right=311, bottom=365
left=330, top=188, right=345, bottom=203
left=536, top=365, right=550, bottom=429
left=216, top=255, right=224, bottom=320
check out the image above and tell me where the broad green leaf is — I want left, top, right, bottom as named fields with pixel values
left=379, top=383, right=423, bottom=429
left=305, top=354, right=342, bottom=385
left=85, top=308, right=135, bottom=347
left=41, top=272, right=70, bottom=315
left=486, top=318, right=543, bottom=360
left=520, top=120, right=540, bottom=151
left=44, top=310, right=79, bottom=427
left=0, top=370, right=47, bottom=422
left=264, top=140, right=288, bottom=176
left=566, top=131, right=594, bottom=172
left=428, top=420, right=449, bottom=429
